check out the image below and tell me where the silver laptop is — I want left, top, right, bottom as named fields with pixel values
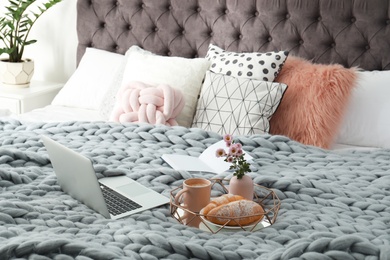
left=41, top=135, right=169, bottom=220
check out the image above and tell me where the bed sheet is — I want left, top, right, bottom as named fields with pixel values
left=331, top=143, right=379, bottom=152
left=5, top=105, right=104, bottom=122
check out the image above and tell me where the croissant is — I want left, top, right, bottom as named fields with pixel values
left=200, top=194, right=264, bottom=226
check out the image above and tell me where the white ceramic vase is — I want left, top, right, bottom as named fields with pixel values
left=228, top=174, right=254, bottom=200
left=0, top=59, right=34, bottom=88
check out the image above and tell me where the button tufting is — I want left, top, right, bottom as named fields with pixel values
left=167, top=51, right=172, bottom=56
left=154, top=27, right=158, bottom=32
left=268, top=37, right=272, bottom=42
left=168, top=5, right=172, bottom=10
left=224, top=9, right=229, bottom=14
left=299, top=40, right=304, bottom=45
left=331, top=43, right=336, bottom=48
left=317, top=16, right=322, bottom=21
left=351, top=17, right=356, bottom=23
left=386, top=19, right=390, bottom=25
left=255, top=11, right=259, bottom=16
left=209, top=32, right=214, bottom=37
left=365, top=45, right=370, bottom=50
left=239, top=34, right=243, bottom=39
left=197, top=7, right=201, bottom=12
left=182, top=30, right=186, bottom=35
left=115, top=45, right=119, bottom=50
left=141, top=3, right=145, bottom=9
left=286, top=13, right=290, bottom=19
left=115, top=1, right=119, bottom=6
left=128, top=25, right=132, bottom=30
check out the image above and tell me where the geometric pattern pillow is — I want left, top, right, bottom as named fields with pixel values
left=192, top=71, right=287, bottom=136
left=206, top=44, right=289, bottom=82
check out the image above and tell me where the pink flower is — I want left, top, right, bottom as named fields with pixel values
left=236, top=148, right=243, bottom=157
left=226, top=156, right=234, bottom=163
left=229, top=144, right=239, bottom=155
left=215, top=148, right=226, bottom=158
left=223, top=134, right=233, bottom=146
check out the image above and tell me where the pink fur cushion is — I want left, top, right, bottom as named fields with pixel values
left=270, top=56, right=357, bottom=149
left=109, top=81, right=185, bottom=126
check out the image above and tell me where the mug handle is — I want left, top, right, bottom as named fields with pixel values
left=174, top=187, right=188, bottom=206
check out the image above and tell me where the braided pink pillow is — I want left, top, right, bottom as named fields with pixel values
left=109, top=81, right=185, bottom=126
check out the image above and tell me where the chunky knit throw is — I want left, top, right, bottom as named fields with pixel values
left=0, top=119, right=389, bottom=259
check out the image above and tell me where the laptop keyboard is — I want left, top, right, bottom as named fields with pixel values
left=99, top=183, right=142, bottom=216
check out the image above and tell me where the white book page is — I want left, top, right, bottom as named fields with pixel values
left=161, top=154, right=216, bottom=173
left=198, top=140, right=232, bottom=174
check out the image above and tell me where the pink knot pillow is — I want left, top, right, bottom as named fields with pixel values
left=109, top=81, right=185, bottom=126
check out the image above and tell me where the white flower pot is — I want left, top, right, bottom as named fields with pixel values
left=0, top=59, right=34, bottom=88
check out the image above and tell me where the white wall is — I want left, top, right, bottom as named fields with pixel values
left=0, top=0, right=78, bottom=83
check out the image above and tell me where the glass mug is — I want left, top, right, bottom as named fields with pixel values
left=174, top=178, right=212, bottom=227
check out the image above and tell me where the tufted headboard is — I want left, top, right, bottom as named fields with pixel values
left=77, top=0, right=390, bottom=71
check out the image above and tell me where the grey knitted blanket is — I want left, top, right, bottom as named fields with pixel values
left=0, top=119, right=389, bottom=260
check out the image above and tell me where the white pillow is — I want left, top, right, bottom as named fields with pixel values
left=109, top=46, right=210, bottom=127
left=52, top=48, right=126, bottom=110
left=335, top=70, right=390, bottom=148
left=192, top=70, right=287, bottom=135
left=99, top=50, right=131, bottom=120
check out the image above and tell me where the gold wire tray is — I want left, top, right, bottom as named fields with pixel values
left=170, top=178, right=281, bottom=233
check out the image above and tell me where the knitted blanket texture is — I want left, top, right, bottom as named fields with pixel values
left=0, top=119, right=389, bottom=259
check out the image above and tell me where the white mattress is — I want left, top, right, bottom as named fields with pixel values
left=5, top=105, right=104, bottom=122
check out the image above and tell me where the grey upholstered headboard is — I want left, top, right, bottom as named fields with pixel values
left=77, top=0, right=390, bottom=71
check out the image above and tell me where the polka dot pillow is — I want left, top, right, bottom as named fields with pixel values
left=206, top=44, right=289, bottom=81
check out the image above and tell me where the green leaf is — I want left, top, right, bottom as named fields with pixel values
left=24, top=39, right=36, bottom=45
left=0, top=0, right=63, bottom=61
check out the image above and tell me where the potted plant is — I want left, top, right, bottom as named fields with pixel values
left=216, top=134, right=254, bottom=200
left=0, top=0, right=63, bottom=87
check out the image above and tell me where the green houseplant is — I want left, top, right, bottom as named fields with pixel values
left=0, top=0, right=63, bottom=87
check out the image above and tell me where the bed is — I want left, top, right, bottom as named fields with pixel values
left=0, top=0, right=390, bottom=259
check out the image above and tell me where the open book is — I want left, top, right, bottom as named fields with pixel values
left=161, top=140, right=253, bottom=174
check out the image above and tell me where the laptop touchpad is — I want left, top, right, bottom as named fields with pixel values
left=117, top=183, right=152, bottom=197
